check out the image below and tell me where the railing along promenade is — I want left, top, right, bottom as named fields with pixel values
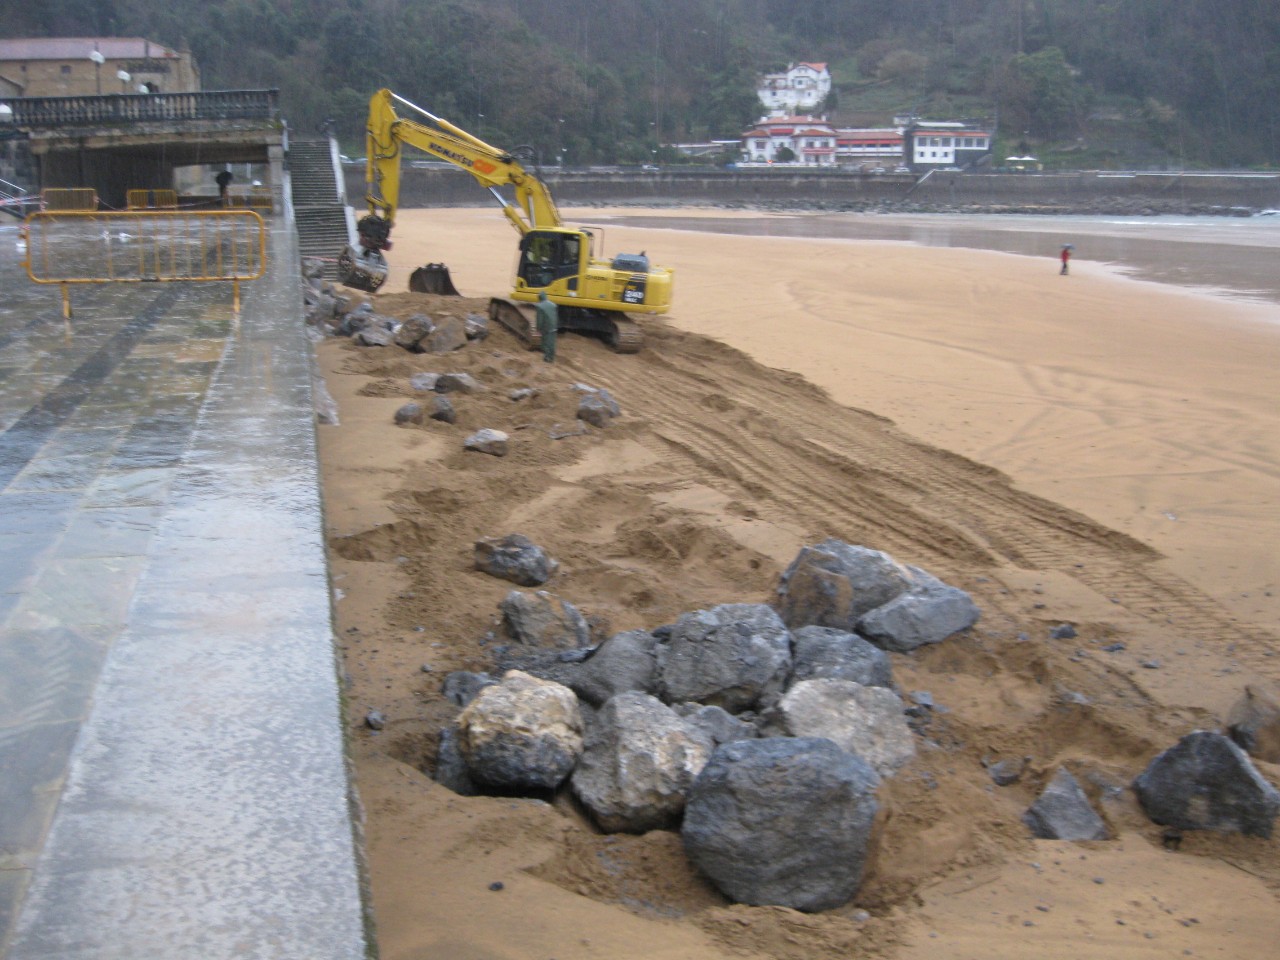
left=3, top=89, right=279, bottom=127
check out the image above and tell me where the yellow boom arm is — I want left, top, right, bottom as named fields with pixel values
left=363, top=88, right=561, bottom=237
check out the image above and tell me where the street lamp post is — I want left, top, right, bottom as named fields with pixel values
left=89, top=49, right=105, bottom=94
left=117, top=70, right=131, bottom=94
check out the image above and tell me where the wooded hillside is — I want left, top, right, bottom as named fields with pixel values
left=8, top=0, right=1279, bottom=168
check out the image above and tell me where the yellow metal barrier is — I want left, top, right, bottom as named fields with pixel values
left=127, top=189, right=179, bottom=210
left=41, top=188, right=99, bottom=211
left=23, top=209, right=266, bottom=318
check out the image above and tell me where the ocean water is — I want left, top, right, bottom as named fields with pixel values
left=610, top=212, right=1280, bottom=309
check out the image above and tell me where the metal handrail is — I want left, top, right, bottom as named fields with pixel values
left=2, top=90, right=279, bottom=127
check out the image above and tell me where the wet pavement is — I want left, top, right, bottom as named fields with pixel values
left=0, top=219, right=369, bottom=958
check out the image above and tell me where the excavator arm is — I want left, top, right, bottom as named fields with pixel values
left=362, top=88, right=562, bottom=239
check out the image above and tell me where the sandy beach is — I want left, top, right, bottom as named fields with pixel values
left=315, top=206, right=1280, bottom=959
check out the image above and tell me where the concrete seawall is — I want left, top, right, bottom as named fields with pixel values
left=346, top=167, right=1280, bottom=213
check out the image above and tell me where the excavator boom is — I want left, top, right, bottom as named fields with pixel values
left=364, top=89, right=561, bottom=237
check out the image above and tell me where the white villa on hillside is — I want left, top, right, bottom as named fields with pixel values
left=757, top=63, right=831, bottom=113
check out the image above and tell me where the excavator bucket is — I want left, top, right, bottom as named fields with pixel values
left=337, top=244, right=389, bottom=293
left=408, top=263, right=461, bottom=296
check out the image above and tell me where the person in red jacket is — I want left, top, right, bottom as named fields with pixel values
left=1060, top=244, right=1073, bottom=275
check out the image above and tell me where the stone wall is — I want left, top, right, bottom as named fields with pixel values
left=346, top=167, right=1280, bottom=214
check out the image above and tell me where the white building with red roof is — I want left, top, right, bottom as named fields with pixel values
left=742, top=115, right=904, bottom=168
left=757, top=63, right=832, bottom=113
left=741, top=115, right=839, bottom=165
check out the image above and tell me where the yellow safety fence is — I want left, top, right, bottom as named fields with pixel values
left=23, top=209, right=266, bottom=318
left=127, top=189, right=179, bottom=210
left=41, top=188, right=99, bottom=211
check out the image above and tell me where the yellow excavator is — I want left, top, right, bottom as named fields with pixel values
left=337, top=89, right=673, bottom=353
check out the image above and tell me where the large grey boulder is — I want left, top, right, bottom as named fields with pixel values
left=775, top=679, right=915, bottom=777
left=571, top=692, right=712, bottom=833
left=571, top=629, right=659, bottom=707
left=1226, top=684, right=1280, bottom=763
left=409, top=372, right=440, bottom=393
left=682, top=737, right=880, bottom=911
left=789, top=625, right=894, bottom=689
left=1134, top=731, right=1280, bottom=837
left=657, top=603, right=793, bottom=713
left=773, top=541, right=912, bottom=631
left=1022, top=768, right=1108, bottom=840
left=393, top=314, right=434, bottom=351
left=500, top=590, right=590, bottom=649
left=475, top=534, right=556, bottom=586
left=436, top=372, right=484, bottom=394
left=856, top=567, right=980, bottom=652
left=455, top=670, right=584, bottom=792
left=421, top=316, right=468, bottom=354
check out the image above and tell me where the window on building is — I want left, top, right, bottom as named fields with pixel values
left=61, top=65, right=71, bottom=74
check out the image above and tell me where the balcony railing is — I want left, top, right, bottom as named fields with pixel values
left=2, top=90, right=279, bottom=128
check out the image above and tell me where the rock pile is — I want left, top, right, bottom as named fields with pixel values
left=431, top=537, right=982, bottom=910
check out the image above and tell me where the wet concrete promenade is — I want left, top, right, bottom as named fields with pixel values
left=0, top=218, right=369, bottom=958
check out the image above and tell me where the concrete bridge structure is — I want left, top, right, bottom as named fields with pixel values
left=1, top=90, right=285, bottom=211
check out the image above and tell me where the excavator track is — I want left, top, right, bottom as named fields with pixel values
left=488, top=297, right=541, bottom=350
left=488, top=299, right=645, bottom=354
left=603, top=316, right=643, bottom=354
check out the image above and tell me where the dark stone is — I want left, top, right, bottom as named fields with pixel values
left=571, top=629, right=658, bottom=706
left=394, top=314, right=434, bottom=351
left=657, top=603, right=793, bottom=713
left=1051, top=623, right=1078, bottom=640
left=682, top=737, right=879, bottom=911
left=474, top=534, right=557, bottom=586
left=773, top=540, right=911, bottom=632
left=789, top=625, right=893, bottom=689
left=855, top=568, right=980, bottom=653
left=394, top=402, right=424, bottom=425
left=577, top=394, right=615, bottom=428
left=1022, top=768, right=1108, bottom=840
left=428, top=395, right=456, bottom=423
left=1134, top=731, right=1280, bottom=837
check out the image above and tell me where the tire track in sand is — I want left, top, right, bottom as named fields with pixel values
left=580, top=326, right=1277, bottom=668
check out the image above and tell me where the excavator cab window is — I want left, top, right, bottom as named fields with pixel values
left=519, top=231, right=580, bottom=288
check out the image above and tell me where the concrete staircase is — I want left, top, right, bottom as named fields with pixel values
left=288, top=137, right=352, bottom=280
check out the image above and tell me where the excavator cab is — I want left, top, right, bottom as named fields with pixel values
left=516, top=229, right=583, bottom=291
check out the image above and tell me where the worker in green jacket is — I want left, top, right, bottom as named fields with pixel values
left=535, top=290, right=558, bottom=363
